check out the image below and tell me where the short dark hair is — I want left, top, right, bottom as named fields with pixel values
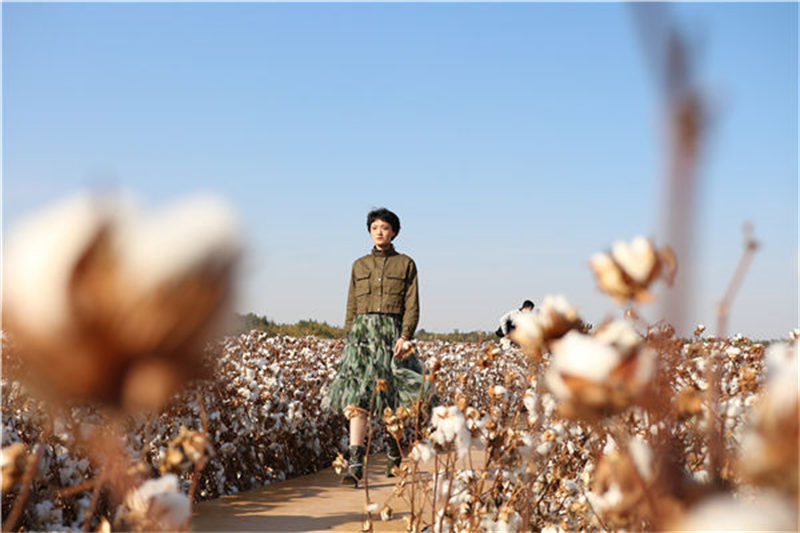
left=367, top=208, right=401, bottom=237
left=520, top=300, right=535, bottom=310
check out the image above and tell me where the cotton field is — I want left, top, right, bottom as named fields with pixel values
left=2, top=326, right=798, bottom=531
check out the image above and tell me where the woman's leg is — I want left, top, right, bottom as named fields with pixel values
left=343, top=412, right=368, bottom=486
left=349, top=412, right=367, bottom=446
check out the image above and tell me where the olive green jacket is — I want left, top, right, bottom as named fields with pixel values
left=344, top=245, right=419, bottom=339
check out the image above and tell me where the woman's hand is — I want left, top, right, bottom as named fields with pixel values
left=393, top=337, right=408, bottom=358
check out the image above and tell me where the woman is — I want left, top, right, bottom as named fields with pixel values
left=327, top=207, right=425, bottom=486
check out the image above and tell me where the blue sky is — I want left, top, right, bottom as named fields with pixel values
left=3, top=3, right=797, bottom=339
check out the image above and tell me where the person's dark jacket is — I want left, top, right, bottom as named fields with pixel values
left=344, top=245, right=419, bottom=339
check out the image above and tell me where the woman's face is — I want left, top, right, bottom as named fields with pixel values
left=370, top=218, right=396, bottom=248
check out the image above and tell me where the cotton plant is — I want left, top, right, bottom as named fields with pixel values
left=3, top=191, right=241, bottom=411
left=414, top=409, right=476, bottom=513
left=589, top=236, right=676, bottom=304
left=118, top=474, right=191, bottom=531
left=544, top=320, right=657, bottom=420
left=667, top=490, right=798, bottom=531
left=510, top=294, right=585, bottom=360
left=738, top=339, right=799, bottom=497
left=1, top=331, right=350, bottom=531
left=3, top=229, right=796, bottom=533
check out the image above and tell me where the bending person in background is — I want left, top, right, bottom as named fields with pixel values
left=326, top=207, right=425, bottom=487
left=496, top=299, right=535, bottom=348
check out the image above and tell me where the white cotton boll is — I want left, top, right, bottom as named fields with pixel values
left=550, top=331, right=621, bottom=383
left=633, top=347, right=657, bottom=386
left=430, top=406, right=470, bottom=456
left=518, top=433, right=535, bottom=455
left=4, top=192, right=120, bottom=332
left=75, top=458, right=90, bottom=473
left=34, top=500, right=54, bottom=518
left=511, top=313, right=543, bottom=347
left=763, top=341, right=799, bottom=417
left=147, top=491, right=191, bottom=530
left=726, top=346, right=742, bottom=359
left=692, top=470, right=711, bottom=484
left=34, top=500, right=63, bottom=526
left=587, top=483, right=623, bottom=512
left=694, top=357, right=707, bottom=372
left=725, top=400, right=742, bottom=419
left=675, top=491, right=797, bottom=531
left=409, top=441, right=435, bottom=463
left=541, top=394, right=557, bottom=417
left=431, top=405, right=448, bottom=423
left=522, top=388, right=536, bottom=415
left=52, top=418, right=72, bottom=444
left=628, top=436, right=654, bottom=481
left=589, top=252, right=628, bottom=296
left=126, top=474, right=181, bottom=514
left=540, top=294, right=577, bottom=317
left=436, top=477, right=471, bottom=507
left=115, top=195, right=240, bottom=292
left=603, top=435, right=617, bottom=454
left=604, top=483, right=624, bottom=508
left=59, top=463, right=78, bottom=486
left=480, top=511, right=522, bottom=533
left=595, top=320, right=642, bottom=355
left=454, top=429, right=471, bottom=458
left=544, top=371, right=572, bottom=402
left=562, top=479, right=579, bottom=493
left=611, top=236, right=657, bottom=283
left=585, top=490, right=605, bottom=512
left=535, top=440, right=553, bottom=456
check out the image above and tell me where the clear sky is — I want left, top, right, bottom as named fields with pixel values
left=3, top=2, right=797, bottom=339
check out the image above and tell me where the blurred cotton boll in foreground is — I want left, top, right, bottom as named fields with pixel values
left=739, top=339, right=798, bottom=497
left=509, top=294, right=584, bottom=360
left=589, top=236, right=676, bottom=304
left=120, top=473, right=191, bottom=531
left=669, top=490, right=798, bottom=531
left=3, top=191, right=241, bottom=412
left=545, top=320, right=656, bottom=420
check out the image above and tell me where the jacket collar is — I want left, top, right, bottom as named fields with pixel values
left=371, top=244, right=397, bottom=257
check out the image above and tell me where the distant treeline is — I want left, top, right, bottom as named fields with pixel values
left=234, top=312, right=493, bottom=342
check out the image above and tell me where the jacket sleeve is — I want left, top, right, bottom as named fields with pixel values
left=344, top=264, right=357, bottom=334
left=401, top=259, right=419, bottom=339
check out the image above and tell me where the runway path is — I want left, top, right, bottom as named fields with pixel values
left=192, top=449, right=484, bottom=532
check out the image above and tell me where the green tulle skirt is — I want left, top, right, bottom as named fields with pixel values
left=326, top=313, right=425, bottom=416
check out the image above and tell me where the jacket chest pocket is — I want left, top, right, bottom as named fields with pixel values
left=383, top=274, right=406, bottom=296
left=354, top=273, right=371, bottom=296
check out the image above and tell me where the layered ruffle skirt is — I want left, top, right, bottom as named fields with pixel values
left=326, top=313, right=426, bottom=416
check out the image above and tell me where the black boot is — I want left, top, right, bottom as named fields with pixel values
left=341, top=445, right=365, bottom=487
left=386, top=438, right=402, bottom=477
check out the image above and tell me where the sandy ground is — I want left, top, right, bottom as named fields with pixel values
left=192, top=449, right=484, bottom=532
